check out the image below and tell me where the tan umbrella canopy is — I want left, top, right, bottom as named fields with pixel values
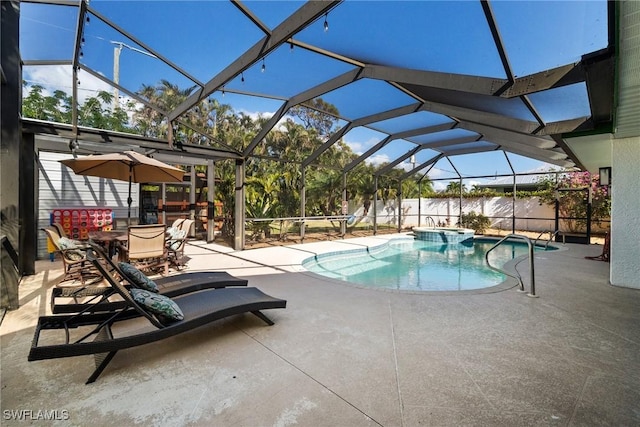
left=60, top=151, right=184, bottom=220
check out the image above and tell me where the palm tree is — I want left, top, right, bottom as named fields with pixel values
left=402, top=177, right=434, bottom=197
left=134, top=80, right=195, bottom=139
left=445, top=181, right=467, bottom=194
left=307, top=168, right=342, bottom=217
left=134, top=84, right=165, bottom=137
left=155, top=79, right=195, bottom=111
left=348, top=164, right=376, bottom=215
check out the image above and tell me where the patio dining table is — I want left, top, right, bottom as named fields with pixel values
left=88, top=230, right=128, bottom=261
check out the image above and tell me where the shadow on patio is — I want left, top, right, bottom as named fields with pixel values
left=2, top=236, right=639, bottom=426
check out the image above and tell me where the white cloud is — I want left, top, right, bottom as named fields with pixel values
left=275, top=114, right=295, bottom=132
left=236, top=109, right=273, bottom=122
left=423, top=168, right=449, bottom=191
left=428, top=168, right=444, bottom=178
left=433, top=181, right=448, bottom=191
left=365, top=154, right=390, bottom=167
left=23, top=65, right=114, bottom=104
left=344, top=136, right=380, bottom=155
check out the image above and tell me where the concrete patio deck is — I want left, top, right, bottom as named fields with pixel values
left=2, top=234, right=639, bottom=426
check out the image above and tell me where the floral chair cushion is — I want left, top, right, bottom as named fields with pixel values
left=167, top=229, right=187, bottom=251
left=118, top=262, right=160, bottom=292
left=130, top=288, right=184, bottom=322
left=57, top=237, right=85, bottom=261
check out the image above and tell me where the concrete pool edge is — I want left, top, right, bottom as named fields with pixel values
left=298, top=234, right=562, bottom=296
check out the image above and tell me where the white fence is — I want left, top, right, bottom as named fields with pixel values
left=350, top=197, right=556, bottom=232
left=350, top=197, right=609, bottom=234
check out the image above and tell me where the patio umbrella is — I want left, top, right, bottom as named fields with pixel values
left=60, top=151, right=184, bottom=221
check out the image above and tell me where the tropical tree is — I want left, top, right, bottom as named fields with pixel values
left=289, top=98, right=340, bottom=138
left=375, top=168, right=407, bottom=204
left=134, top=80, right=196, bottom=139
left=307, top=168, right=343, bottom=216
left=27, top=78, right=448, bottom=241
left=22, top=82, right=131, bottom=131
left=77, top=90, right=132, bottom=132
left=245, top=174, right=280, bottom=238
left=22, top=83, right=72, bottom=122
left=343, top=164, right=376, bottom=215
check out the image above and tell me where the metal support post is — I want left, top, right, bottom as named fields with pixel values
left=234, top=159, right=245, bottom=250
left=207, top=159, right=215, bottom=242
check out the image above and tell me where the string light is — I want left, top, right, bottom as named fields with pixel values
left=222, top=86, right=225, bottom=96
left=261, top=58, right=265, bottom=73
left=323, top=13, right=329, bottom=32
left=290, top=42, right=294, bottom=53
left=86, top=15, right=90, bottom=24
left=241, top=72, right=244, bottom=83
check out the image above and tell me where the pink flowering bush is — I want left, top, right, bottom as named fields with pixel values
left=537, top=171, right=610, bottom=232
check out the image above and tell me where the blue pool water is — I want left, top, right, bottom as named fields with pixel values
left=302, top=238, right=554, bottom=291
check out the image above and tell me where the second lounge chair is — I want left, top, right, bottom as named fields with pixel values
left=50, top=243, right=249, bottom=314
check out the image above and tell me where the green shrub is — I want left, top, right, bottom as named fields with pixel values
left=458, top=211, right=490, bottom=234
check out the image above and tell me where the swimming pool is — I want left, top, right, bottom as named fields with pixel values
left=302, top=238, right=554, bottom=291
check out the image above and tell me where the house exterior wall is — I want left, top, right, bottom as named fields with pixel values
left=610, top=136, right=640, bottom=289
left=609, top=0, right=640, bottom=289
left=1, top=0, right=21, bottom=308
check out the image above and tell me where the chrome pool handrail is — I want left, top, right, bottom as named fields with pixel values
left=534, top=230, right=559, bottom=249
left=425, top=216, right=437, bottom=228
left=485, top=234, right=537, bottom=298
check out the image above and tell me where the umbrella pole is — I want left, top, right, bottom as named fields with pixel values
left=127, top=168, right=133, bottom=226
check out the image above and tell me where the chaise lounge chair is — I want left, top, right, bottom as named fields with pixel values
left=29, top=249, right=287, bottom=384
left=50, top=242, right=248, bottom=314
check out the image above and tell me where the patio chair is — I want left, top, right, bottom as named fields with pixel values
left=120, top=224, right=169, bottom=275
left=165, top=218, right=185, bottom=237
left=170, top=218, right=185, bottom=229
left=51, top=242, right=248, bottom=314
left=50, top=222, right=69, bottom=238
left=28, top=249, right=287, bottom=384
left=180, top=218, right=194, bottom=237
left=166, top=219, right=194, bottom=269
left=41, top=227, right=103, bottom=286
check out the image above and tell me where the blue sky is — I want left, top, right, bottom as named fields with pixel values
left=20, top=0, right=608, bottom=188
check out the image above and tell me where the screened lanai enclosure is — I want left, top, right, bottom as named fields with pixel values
left=9, top=0, right=616, bottom=257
